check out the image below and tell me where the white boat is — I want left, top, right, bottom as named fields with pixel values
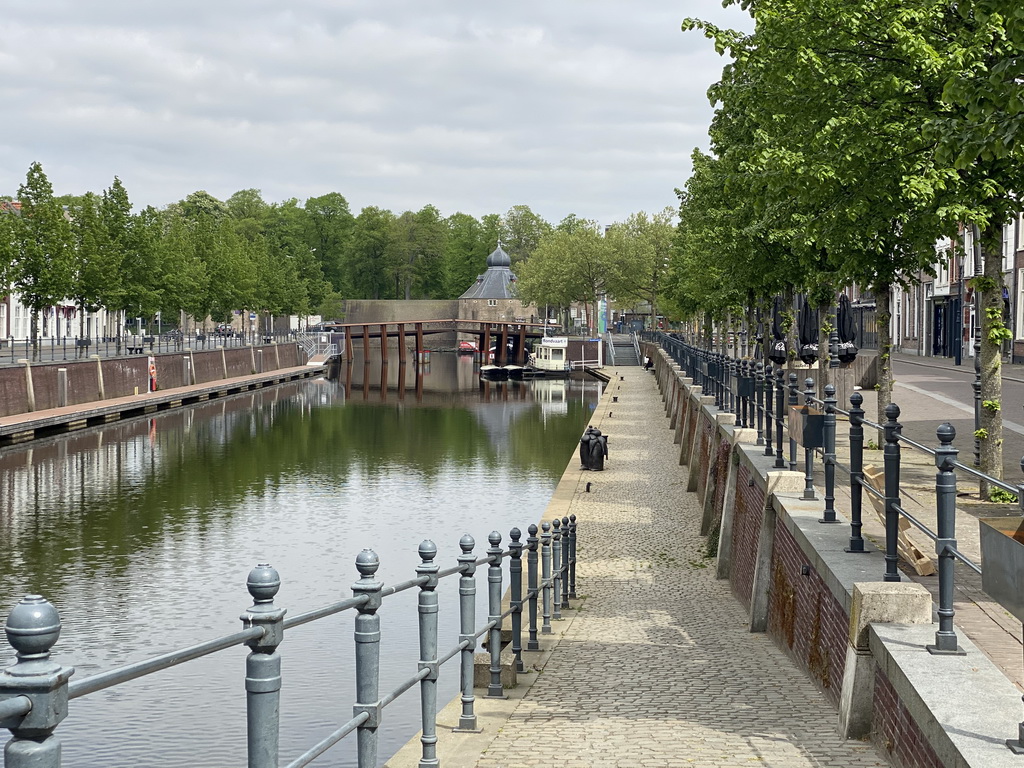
left=479, top=364, right=509, bottom=381
left=527, top=336, right=571, bottom=378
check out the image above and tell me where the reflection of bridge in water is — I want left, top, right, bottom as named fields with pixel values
left=305, top=318, right=549, bottom=367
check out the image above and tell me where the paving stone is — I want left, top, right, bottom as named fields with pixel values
left=473, top=369, right=892, bottom=768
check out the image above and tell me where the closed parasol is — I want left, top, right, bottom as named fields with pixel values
left=836, top=294, right=858, bottom=362
left=767, top=296, right=788, bottom=365
left=797, top=299, right=819, bottom=365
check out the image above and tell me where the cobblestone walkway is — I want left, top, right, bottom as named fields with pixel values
left=474, top=369, right=890, bottom=768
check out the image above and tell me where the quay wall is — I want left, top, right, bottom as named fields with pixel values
left=645, top=342, right=1023, bottom=768
left=0, top=343, right=303, bottom=417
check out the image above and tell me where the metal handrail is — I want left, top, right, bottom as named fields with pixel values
left=650, top=333, right=1021, bottom=666
left=0, top=517, right=581, bottom=768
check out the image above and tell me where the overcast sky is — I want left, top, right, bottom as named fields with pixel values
left=0, top=1, right=751, bottom=226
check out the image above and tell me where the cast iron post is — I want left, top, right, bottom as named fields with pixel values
left=802, top=378, right=817, bottom=501
left=353, top=549, right=384, bottom=767
left=927, top=426, right=965, bottom=655
left=456, top=535, right=479, bottom=731
left=416, top=541, right=440, bottom=766
left=0, top=596, right=74, bottom=768
left=755, top=361, right=765, bottom=445
left=486, top=531, right=505, bottom=698
left=820, top=384, right=838, bottom=523
left=561, top=516, right=571, bottom=609
left=551, top=519, right=563, bottom=621
left=526, top=525, right=540, bottom=650
left=788, top=373, right=799, bottom=472
left=241, top=563, right=286, bottom=768
left=508, top=528, right=525, bottom=673
left=883, top=404, right=903, bottom=582
left=775, top=367, right=786, bottom=468
left=568, top=514, right=578, bottom=599
left=846, top=392, right=867, bottom=553
left=540, top=522, right=552, bottom=635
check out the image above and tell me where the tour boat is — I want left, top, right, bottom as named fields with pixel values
left=526, top=336, right=571, bottom=378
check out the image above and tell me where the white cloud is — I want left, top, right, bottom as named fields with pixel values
left=0, top=0, right=751, bottom=224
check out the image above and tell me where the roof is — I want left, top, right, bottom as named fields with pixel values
left=459, top=245, right=518, bottom=300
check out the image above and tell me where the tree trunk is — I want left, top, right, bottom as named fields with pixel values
left=875, top=282, right=893, bottom=445
left=817, top=302, right=830, bottom=398
left=30, top=310, right=38, bottom=362
left=978, top=225, right=1004, bottom=497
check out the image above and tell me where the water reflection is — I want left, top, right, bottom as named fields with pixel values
left=0, top=360, right=602, bottom=767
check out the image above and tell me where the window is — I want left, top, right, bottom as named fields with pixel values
left=1017, top=269, right=1024, bottom=339
left=487, top=299, right=497, bottom=307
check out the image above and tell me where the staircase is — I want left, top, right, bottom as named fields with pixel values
left=609, top=334, right=640, bottom=365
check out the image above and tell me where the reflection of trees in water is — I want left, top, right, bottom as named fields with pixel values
left=0, top=376, right=600, bottom=600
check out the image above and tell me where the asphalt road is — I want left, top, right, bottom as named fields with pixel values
left=890, top=356, right=1024, bottom=485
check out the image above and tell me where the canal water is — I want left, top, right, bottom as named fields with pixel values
left=0, top=354, right=602, bottom=767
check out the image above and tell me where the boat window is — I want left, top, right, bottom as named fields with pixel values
left=552, top=349, right=563, bottom=360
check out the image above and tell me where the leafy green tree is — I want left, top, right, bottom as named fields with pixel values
left=226, top=188, right=270, bottom=243
left=443, top=212, right=487, bottom=297
left=390, top=204, right=447, bottom=299
left=350, top=207, right=397, bottom=300
left=501, top=205, right=552, bottom=264
left=12, top=162, right=74, bottom=358
left=605, top=207, right=676, bottom=328
left=305, top=192, right=355, bottom=294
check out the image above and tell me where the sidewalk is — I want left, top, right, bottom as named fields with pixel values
left=387, top=368, right=889, bottom=768
left=890, top=349, right=1024, bottom=383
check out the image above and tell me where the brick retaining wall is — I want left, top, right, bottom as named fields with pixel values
left=729, top=463, right=763, bottom=610
left=873, top=670, right=944, bottom=768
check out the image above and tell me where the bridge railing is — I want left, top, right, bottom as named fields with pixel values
left=0, top=517, right=579, bottom=768
left=647, top=331, right=1024, bottom=743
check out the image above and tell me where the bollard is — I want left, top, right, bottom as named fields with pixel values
left=568, top=514, right=578, bottom=599
left=763, top=363, right=774, bottom=456
left=540, top=522, right=552, bottom=635
left=526, top=525, right=540, bottom=650
left=486, top=532, right=505, bottom=698
left=928, top=426, right=964, bottom=655
left=456, top=535, right=479, bottom=731
left=509, top=528, right=525, bottom=673
left=846, top=393, right=867, bottom=553
left=57, top=368, right=68, bottom=408
left=820, top=384, right=838, bottom=523
left=802, top=378, right=817, bottom=501
left=352, top=549, right=384, bottom=768
left=883, top=404, right=903, bottom=582
left=561, top=516, right=571, bottom=609
left=241, top=563, right=286, bottom=768
left=416, top=541, right=441, bottom=766
left=0, top=596, right=74, bottom=768
left=551, top=519, right=563, bottom=621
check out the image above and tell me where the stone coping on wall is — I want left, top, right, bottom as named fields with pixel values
left=870, top=622, right=1023, bottom=768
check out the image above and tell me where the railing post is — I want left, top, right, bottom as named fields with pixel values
left=883, top=404, right=903, bottom=582
left=456, top=535, right=480, bottom=731
left=486, top=531, right=505, bottom=698
left=846, top=392, right=867, bottom=553
left=774, top=367, right=786, bottom=468
left=526, top=525, right=540, bottom=650
left=508, top=528, right=525, bottom=674
left=540, top=522, right=552, bottom=635
left=415, top=541, right=441, bottom=766
left=568, top=514, right=578, bottom=599
left=0, top=596, right=73, bottom=768
left=927, top=425, right=965, bottom=655
left=241, top=563, right=286, bottom=768
left=788, top=373, right=799, bottom=471
left=551, top=519, right=563, bottom=621
left=820, top=384, right=838, bottom=523
left=352, top=549, right=384, bottom=768
left=755, top=361, right=765, bottom=445
left=802, top=378, right=817, bottom=501
left=560, top=516, right=571, bottom=609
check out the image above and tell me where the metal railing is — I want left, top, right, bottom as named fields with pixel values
left=0, top=331, right=298, bottom=366
left=604, top=332, right=616, bottom=367
left=648, top=332, right=1014, bottom=661
left=0, top=517, right=579, bottom=768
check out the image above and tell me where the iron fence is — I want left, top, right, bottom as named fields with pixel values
left=0, top=517, right=578, bottom=768
left=649, top=331, right=1017, bottom=665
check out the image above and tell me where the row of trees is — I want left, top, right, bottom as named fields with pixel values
left=668, top=0, right=1024, bottom=491
left=0, top=162, right=678, bottom=352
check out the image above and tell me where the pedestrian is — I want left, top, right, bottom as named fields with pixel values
left=644, top=355, right=652, bottom=371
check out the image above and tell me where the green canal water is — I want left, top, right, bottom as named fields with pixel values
left=0, top=358, right=602, bottom=767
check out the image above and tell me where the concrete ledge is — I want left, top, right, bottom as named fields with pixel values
left=870, top=622, right=1024, bottom=768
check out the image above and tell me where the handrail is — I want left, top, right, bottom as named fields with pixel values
left=0, top=516, right=581, bottom=768
left=649, top=333, right=1023, bottom=668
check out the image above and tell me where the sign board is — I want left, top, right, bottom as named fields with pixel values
left=249, top=312, right=257, bottom=320
left=542, top=337, right=568, bottom=347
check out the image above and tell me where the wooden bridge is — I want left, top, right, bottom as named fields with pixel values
left=304, top=318, right=550, bottom=365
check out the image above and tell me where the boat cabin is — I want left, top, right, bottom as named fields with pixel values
left=531, top=336, right=571, bottom=374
